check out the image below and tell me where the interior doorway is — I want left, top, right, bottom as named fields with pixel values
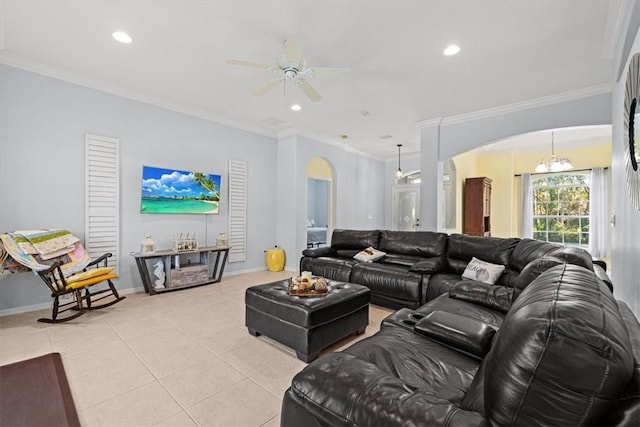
left=306, top=157, right=334, bottom=247
left=392, top=184, right=420, bottom=231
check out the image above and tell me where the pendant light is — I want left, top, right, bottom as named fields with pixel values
left=396, top=144, right=403, bottom=179
left=535, top=132, right=573, bottom=173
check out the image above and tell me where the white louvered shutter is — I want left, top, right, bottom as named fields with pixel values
left=85, top=134, right=119, bottom=273
left=228, top=159, right=247, bottom=263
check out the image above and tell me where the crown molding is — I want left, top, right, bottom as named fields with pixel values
left=416, top=117, right=442, bottom=129
left=440, top=83, right=612, bottom=127
left=0, top=54, right=278, bottom=139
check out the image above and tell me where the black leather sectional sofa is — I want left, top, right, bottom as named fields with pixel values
left=285, top=230, right=639, bottom=426
left=300, top=229, right=612, bottom=310
left=282, top=262, right=640, bottom=426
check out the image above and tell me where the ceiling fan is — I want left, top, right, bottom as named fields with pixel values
left=226, top=38, right=351, bottom=103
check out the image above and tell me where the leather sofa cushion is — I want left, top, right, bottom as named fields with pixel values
left=446, top=234, right=519, bottom=274
left=509, top=238, right=561, bottom=271
left=409, top=257, right=446, bottom=274
left=351, top=263, right=422, bottom=302
left=512, top=256, right=564, bottom=300
left=344, top=325, right=479, bottom=402
left=449, top=280, right=513, bottom=313
left=379, top=253, right=425, bottom=267
left=484, top=264, right=634, bottom=426
left=301, top=246, right=335, bottom=257
left=414, top=310, right=496, bottom=359
left=378, top=230, right=448, bottom=257
left=330, top=229, right=380, bottom=250
left=426, top=273, right=462, bottom=301
left=335, top=249, right=361, bottom=258
left=550, top=245, right=594, bottom=270
left=289, top=351, right=483, bottom=426
left=414, top=294, right=506, bottom=331
left=300, top=257, right=355, bottom=283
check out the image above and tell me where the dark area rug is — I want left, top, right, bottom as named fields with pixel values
left=0, top=352, right=80, bottom=427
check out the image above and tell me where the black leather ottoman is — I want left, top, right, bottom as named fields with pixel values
left=245, top=280, right=370, bottom=362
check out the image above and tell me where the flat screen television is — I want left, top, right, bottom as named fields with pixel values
left=140, top=166, right=221, bottom=214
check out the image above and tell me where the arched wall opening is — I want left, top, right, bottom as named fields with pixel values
left=306, top=157, right=335, bottom=247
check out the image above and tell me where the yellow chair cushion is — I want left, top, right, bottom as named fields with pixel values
left=65, top=273, right=118, bottom=290
left=54, top=267, right=116, bottom=290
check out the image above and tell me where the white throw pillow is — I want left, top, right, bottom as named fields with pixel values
left=354, top=247, right=386, bottom=263
left=462, top=257, right=506, bottom=285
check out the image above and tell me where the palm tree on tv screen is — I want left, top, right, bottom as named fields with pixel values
left=192, top=172, right=219, bottom=201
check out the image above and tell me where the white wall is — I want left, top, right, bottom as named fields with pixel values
left=0, top=64, right=279, bottom=312
left=611, top=18, right=640, bottom=316
left=275, top=135, right=385, bottom=270
left=0, top=65, right=386, bottom=312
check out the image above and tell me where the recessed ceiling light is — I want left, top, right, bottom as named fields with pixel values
left=290, top=104, right=302, bottom=111
left=443, top=44, right=460, bottom=56
left=112, top=31, right=132, bottom=44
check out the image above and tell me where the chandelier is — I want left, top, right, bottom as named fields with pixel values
left=535, top=132, right=573, bottom=173
left=395, top=144, right=403, bottom=178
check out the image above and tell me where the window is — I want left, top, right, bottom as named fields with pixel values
left=532, top=173, right=590, bottom=248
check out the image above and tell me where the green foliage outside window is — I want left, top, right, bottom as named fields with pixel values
left=532, top=174, right=590, bottom=248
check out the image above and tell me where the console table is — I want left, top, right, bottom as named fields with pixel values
left=131, top=246, right=229, bottom=295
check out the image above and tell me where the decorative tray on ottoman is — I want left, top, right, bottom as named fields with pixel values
left=289, top=276, right=329, bottom=297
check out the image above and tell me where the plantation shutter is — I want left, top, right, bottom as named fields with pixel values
left=228, top=159, right=247, bottom=263
left=85, top=134, right=119, bottom=273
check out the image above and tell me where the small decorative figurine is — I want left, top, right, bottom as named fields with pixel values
left=141, top=235, right=156, bottom=253
left=216, top=232, right=228, bottom=247
left=152, top=260, right=165, bottom=289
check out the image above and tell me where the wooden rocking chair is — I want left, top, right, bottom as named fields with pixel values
left=37, top=252, right=125, bottom=323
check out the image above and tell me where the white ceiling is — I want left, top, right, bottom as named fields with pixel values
left=0, top=1, right=618, bottom=160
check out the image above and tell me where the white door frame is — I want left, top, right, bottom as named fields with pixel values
left=392, top=184, right=421, bottom=231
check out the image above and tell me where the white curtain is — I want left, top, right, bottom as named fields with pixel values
left=519, top=173, right=533, bottom=238
left=589, top=167, right=609, bottom=258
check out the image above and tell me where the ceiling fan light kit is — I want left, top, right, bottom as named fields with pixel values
left=227, top=38, right=351, bottom=103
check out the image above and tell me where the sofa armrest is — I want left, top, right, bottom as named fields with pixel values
left=449, top=280, right=513, bottom=313
left=593, top=263, right=613, bottom=292
left=414, top=310, right=496, bottom=359
left=409, top=257, right=446, bottom=274
left=301, top=246, right=336, bottom=257
left=288, top=353, right=484, bottom=427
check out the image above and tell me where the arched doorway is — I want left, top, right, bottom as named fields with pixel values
left=306, top=157, right=334, bottom=247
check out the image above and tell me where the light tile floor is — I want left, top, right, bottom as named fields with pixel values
left=0, top=271, right=394, bottom=427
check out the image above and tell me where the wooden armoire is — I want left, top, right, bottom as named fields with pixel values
left=464, top=177, right=492, bottom=236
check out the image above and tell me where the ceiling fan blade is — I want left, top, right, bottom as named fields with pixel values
left=254, top=79, right=282, bottom=96
left=311, top=67, right=352, bottom=79
left=296, top=78, right=322, bottom=103
left=226, top=59, right=273, bottom=70
left=285, top=38, right=304, bottom=66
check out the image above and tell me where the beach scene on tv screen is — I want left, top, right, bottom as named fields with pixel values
left=141, top=166, right=220, bottom=214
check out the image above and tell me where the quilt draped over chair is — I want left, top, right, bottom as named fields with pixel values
left=0, top=229, right=125, bottom=323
